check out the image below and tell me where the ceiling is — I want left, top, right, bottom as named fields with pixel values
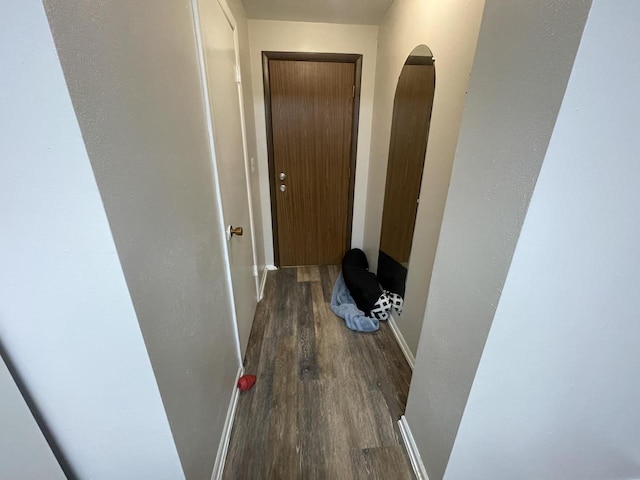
left=240, top=0, right=395, bottom=25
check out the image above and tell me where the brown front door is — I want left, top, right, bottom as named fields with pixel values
left=266, top=54, right=359, bottom=267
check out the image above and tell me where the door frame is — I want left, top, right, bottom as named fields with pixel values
left=261, top=51, right=363, bottom=266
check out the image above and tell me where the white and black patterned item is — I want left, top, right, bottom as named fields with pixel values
left=385, top=290, right=404, bottom=315
left=370, top=292, right=391, bottom=321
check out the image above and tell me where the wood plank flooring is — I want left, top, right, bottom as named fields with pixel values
left=223, top=266, right=414, bottom=480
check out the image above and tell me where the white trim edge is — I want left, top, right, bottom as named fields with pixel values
left=398, top=415, right=429, bottom=480
left=258, top=267, right=268, bottom=301
left=258, top=265, right=277, bottom=301
left=211, top=367, right=244, bottom=480
left=388, top=311, right=415, bottom=369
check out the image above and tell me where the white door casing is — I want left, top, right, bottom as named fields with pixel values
left=192, top=0, right=258, bottom=358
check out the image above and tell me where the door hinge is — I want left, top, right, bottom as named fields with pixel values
left=235, top=65, right=242, bottom=84
left=252, top=265, right=258, bottom=277
left=352, top=85, right=355, bottom=98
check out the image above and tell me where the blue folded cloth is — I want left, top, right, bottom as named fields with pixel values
left=330, top=272, right=379, bottom=332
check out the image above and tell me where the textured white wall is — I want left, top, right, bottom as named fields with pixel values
left=404, top=2, right=592, bottom=479
left=42, top=1, right=243, bottom=478
left=242, top=0, right=393, bottom=25
left=247, top=20, right=379, bottom=266
left=0, top=3, right=184, bottom=479
left=445, top=2, right=640, bottom=478
left=364, top=0, right=485, bottom=356
left=0, top=356, right=65, bottom=480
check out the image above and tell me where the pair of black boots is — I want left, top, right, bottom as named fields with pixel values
left=342, top=249, right=403, bottom=321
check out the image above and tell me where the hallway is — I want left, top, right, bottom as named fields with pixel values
left=223, top=266, right=415, bottom=479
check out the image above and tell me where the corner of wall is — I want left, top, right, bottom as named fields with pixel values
left=404, top=1, right=592, bottom=479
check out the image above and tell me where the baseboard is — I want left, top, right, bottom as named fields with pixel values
left=210, top=366, right=243, bottom=480
left=258, top=268, right=268, bottom=301
left=388, top=311, right=415, bottom=369
left=398, top=415, right=429, bottom=480
left=258, top=265, right=277, bottom=301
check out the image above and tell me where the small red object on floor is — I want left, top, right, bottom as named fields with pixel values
left=237, top=374, right=256, bottom=391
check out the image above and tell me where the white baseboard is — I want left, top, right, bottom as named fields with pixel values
left=398, top=415, right=429, bottom=480
left=258, top=265, right=277, bottom=301
left=388, top=311, right=415, bottom=369
left=210, top=366, right=243, bottom=480
left=258, top=268, right=268, bottom=301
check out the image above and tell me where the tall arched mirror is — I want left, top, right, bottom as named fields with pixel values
left=377, top=45, right=435, bottom=314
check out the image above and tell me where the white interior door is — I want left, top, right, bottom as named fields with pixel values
left=195, top=0, right=257, bottom=357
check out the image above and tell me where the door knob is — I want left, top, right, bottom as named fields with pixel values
left=228, top=225, right=243, bottom=238
left=280, top=185, right=286, bottom=192
left=279, top=172, right=286, bottom=180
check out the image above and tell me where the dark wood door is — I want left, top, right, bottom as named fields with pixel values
left=268, top=58, right=356, bottom=266
left=379, top=63, right=435, bottom=263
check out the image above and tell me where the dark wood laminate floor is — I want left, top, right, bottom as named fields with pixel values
left=223, top=266, right=415, bottom=480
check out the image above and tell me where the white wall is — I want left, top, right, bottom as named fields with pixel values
left=364, top=0, right=485, bottom=356
left=0, top=2, right=185, bottom=479
left=445, top=2, right=640, bottom=478
left=247, top=20, right=379, bottom=266
left=43, top=1, right=242, bottom=478
left=242, top=0, right=393, bottom=25
left=0, top=355, right=65, bottom=480
left=403, top=2, right=592, bottom=479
